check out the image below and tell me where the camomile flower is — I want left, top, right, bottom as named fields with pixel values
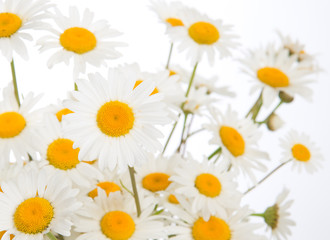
left=0, top=84, right=42, bottom=163
left=204, top=107, right=269, bottom=182
left=0, top=0, right=52, bottom=61
left=170, top=157, right=241, bottom=221
left=168, top=8, right=238, bottom=65
left=255, top=188, right=295, bottom=240
left=38, top=6, right=125, bottom=77
left=64, top=66, right=170, bottom=171
left=183, top=86, right=214, bottom=115
left=37, top=114, right=101, bottom=188
left=279, top=130, right=323, bottom=174
left=74, top=190, right=166, bottom=240
left=241, top=44, right=316, bottom=106
left=0, top=168, right=81, bottom=240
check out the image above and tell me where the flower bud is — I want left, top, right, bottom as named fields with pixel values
left=267, top=113, right=284, bottom=131
left=279, top=91, right=294, bottom=103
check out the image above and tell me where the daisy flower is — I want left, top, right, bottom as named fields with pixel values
left=170, top=157, right=241, bottom=220
left=183, top=86, right=214, bottom=115
left=74, top=190, right=166, bottom=240
left=241, top=44, right=316, bottom=106
left=168, top=8, right=238, bottom=65
left=204, top=107, right=269, bottom=182
left=0, top=0, right=52, bottom=61
left=38, top=6, right=125, bottom=77
left=0, top=84, right=42, bottom=163
left=64, top=66, right=170, bottom=171
left=279, top=130, right=323, bottom=174
left=256, top=188, right=295, bottom=240
left=0, top=168, right=81, bottom=240
left=37, top=113, right=102, bottom=188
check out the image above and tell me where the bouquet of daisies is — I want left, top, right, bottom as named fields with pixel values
left=0, top=0, right=323, bottom=240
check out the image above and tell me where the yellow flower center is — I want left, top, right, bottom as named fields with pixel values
left=219, top=126, right=245, bottom=157
left=55, top=108, right=73, bottom=122
left=257, top=67, right=290, bottom=88
left=168, top=194, right=179, bottom=204
left=60, top=27, right=97, bottom=54
left=46, top=138, right=80, bottom=170
left=169, top=70, right=177, bottom=76
left=0, top=231, right=14, bottom=240
left=0, top=112, right=26, bottom=138
left=0, top=13, right=22, bottom=38
left=166, top=18, right=184, bottom=27
left=195, top=173, right=221, bottom=198
left=192, top=216, right=231, bottom=240
left=188, top=21, right=220, bottom=45
left=96, top=101, right=135, bottom=137
left=100, top=211, right=135, bottom=240
left=88, top=181, right=121, bottom=198
left=14, top=197, right=54, bottom=234
left=291, top=143, right=311, bottom=162
left=142, top=173, right=171, bottom=192
left=133, top=80, right=159, bottom=95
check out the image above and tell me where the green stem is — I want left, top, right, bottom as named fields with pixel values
left=208, top=147, right=222, bottom=160
left=250, top=213, right=265, bottom=217
left=185, top=62, right=198, bottom=98
left=74, top=82, right=78, bottom=91
left=188, top=128, right=204, bottom=138
left=244, top=159, right=292, bottom=195
left=177, top=113, right=188, bottom=154
left=246, top=90, right=263, bottom=121
left=11, top=59, right=20, bottom=107
left=181, top=114, right=195, bottom=155
left=128, top=166, right=141, bottom=217
left=162, top=115, right=180, bottom=154
left=258, top=100, right=284, bottom=125
left=166, top=43, right=173, bottom=69
left=46, top=232, right=58, bottom=240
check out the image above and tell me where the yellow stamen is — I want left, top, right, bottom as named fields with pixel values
left=96, top=101, right=135, bottom=137
left=257, top=67, right=290, bottom=88
left=0, top=112, right=26, bottom=138
left=192, top=216, right=231, bottom=240
left=142, top=173, right=171, bottom=192
left=188, top=21, right=220, bottom=45
left=55, top=108, right=73, bottom=122
left=100, top=211, right=135, bottom=240
left=219, top=126, right=245, bottom=157
left=133, top=80, right=159, bottom=95
left=47, top=138, right=80, bottom=170
left=14, top=197, right=54, bottom=234
left=88, top=181, right=121, bottom=198
left=0, top=13, right=22, bottom=38
left=169, top=70, right=177, bottom=76
left=291, top=143, right=311, bottom=162
left=195, top=173, right=221, bottom=198
left=60, top=27, right=97, bottom=54
left=166, top=18, right=184, bottom=27
left=168, top=194, right=179, bottom=204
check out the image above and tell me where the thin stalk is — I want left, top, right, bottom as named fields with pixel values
left=46, top=232, right=58, bottom=240
left=11, top=59, right=20, bottom=106
left=185, top=62, right=198, bottom=98
left=181, top=114, right=195, bottom=155
left=177, top=113, right=188, bottom=154
left=74, top=82, right=78, bottom=91
left=162, top=115, right=180, bottom=154
left=258, top=100, right=284, bottom=125
left=128, top=166, right=141, bottom=217
left=187, top=128, right=204, bottom=138
left=250, top=213, right=265, bottom=217
left=246, top=90, right=263, bottom=120
left=166, top=43, right=174, bottom=69
left=208, top=147, right=222, bottom=160
left=244, top=159, right=292, bottom=195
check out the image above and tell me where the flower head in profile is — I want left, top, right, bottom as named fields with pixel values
left=38, top=6, right=125, bottom=77
left=0, top=0, right=52, bottom=61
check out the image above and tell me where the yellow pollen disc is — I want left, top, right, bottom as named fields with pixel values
left=100, top=211, right=135, bottom=240
left=60, top=27, right=97, bottom=54
left=133, top=80, right=159, bottom=95
left=192, top=216, right=231, bottom=240
left=142, top=173, right=171, bottom=192
left=257, top=67, right=290, bottom=88
left=88, top=181, right=121, bottom=198
left=97, top=101, right=135, bottom=137
left=0, top=231, right=14, bottom=240
left=188, top=21, right=220, bottom=45
left=166, top=17, right=184, bottom=27
left=0, top=112, right=26, bottom=138
left=195, top=173, right=221, bottom=198
left=219, top=126, right=245, bottom=157
left=14, top=197, right=54, bottom=234
left=46, top=138, right=80, bottom=170
left=169, top=70, right=177, bottom=76
left=0, top=13, right=22, bottom=38
left=168, top=194, right=179, bottom=204
left=55, top=108, right=73, bottom=122
left=291, top=143, right=311, bottom=162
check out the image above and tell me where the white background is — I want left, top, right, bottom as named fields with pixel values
left=0, top=0, right=329, bottom=239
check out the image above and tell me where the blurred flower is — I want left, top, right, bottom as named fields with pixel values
left=266, top=113, right=284, bottom=131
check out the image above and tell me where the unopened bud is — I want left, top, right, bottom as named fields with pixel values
left=279, top=91, right=294, bottom=103
left=267, top=113, right=284, bottom=131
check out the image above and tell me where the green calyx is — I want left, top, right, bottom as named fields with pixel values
left=264, top=204, right=279, bottom=229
